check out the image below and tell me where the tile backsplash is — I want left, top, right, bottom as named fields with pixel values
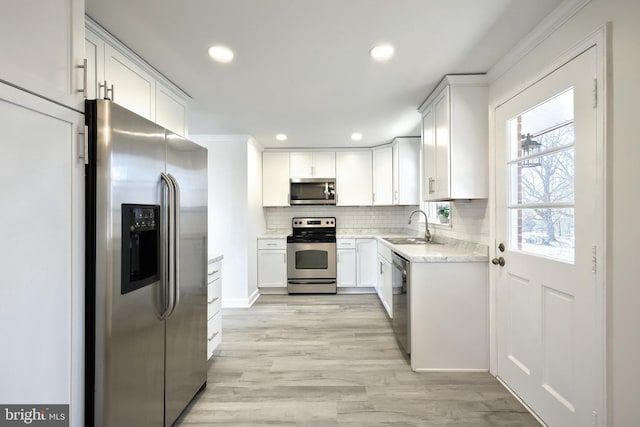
left=264, top=205, right=419, bottom=233
left=265, top=200, right=489, bottom=245
left=407, top=199, right=490, bottom=244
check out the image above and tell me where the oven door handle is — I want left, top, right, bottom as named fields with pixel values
left=287, top=279, right=337, bottom=285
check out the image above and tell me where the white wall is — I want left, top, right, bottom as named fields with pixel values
left=487, top=0, right=640, bottom=424
left=247, top=137, right=266, bottom=301
left=193, top=134, right=265, bottom=307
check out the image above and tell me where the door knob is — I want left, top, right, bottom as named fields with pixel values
left=491, top=257, right=505, bottom=267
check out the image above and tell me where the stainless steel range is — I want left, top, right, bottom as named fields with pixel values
left=287, top=217, right=337, bottom=294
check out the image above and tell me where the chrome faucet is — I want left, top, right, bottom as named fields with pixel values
left=408, top=209, right=432, bottom=242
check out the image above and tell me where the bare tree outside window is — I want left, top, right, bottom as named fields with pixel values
left=508, top=88, right=576, bottom=263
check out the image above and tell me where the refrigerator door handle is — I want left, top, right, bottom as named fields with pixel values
left=160, top=172, right=175, bottom=320
left=168, top=173, right=181, bottom=314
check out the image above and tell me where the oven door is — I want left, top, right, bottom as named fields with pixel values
left=287, top=242, right=337, bottom=279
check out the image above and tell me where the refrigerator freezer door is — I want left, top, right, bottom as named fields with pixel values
left=164, top=131, right=208, bottom=425
left=92, top=100, right=167, bottom=426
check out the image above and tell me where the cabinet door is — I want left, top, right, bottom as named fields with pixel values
left=0, top=83, right=84, bottom=404
left=85, top=29, right=105, bottom=101
left=312, top=152, right=336, bottom=178
left=289, top=152, right=313, bottom=178
left=156, top=84, right=188, bottom=136
left=263, top=152, right=291, bottom=206
left=336, top=151, right=372, bottom=206
left=373, top=146, right=393, bottom=205
left=257, top=250, right=287, bottom=287
left=0, top=0, right=84, bottom=110
left=432, top=87, right=451, bottom=200
left=422, top=106, right=436, bottom=200
left=356, top=239, right=377, bottom=287
left=394, top=138, right=421, bottom=205
left=337, top=249, right=357, bottom=287
left=104, top=44, right=156, bottom=120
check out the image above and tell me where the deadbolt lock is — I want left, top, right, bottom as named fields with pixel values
left=498, top=243, right=505, bottom=252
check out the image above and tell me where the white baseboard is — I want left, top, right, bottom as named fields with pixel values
left=221, top=288, right=260, bottom=308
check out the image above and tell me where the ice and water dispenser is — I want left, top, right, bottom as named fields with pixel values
left=121, top=204, right=160, bottom=294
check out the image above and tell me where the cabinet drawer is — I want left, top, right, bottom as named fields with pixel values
left=337, top=238, right=356, bottom=249
left=207, top=312, right=222, bottom=359
left=207, top=260, right=221, bottom=282
left=258, top=239, right=286, bottom=250
left=207, top=280, right=222, bottom=320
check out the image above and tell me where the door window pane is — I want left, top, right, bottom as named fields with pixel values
left=508, top=88, right=575, bottom=263
left=510, top=208, right=575, bottom=263
left=509, top=147, right=575, bottom=205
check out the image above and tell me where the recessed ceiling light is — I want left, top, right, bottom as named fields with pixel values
left=351, top=132, right=363, bottom=141
left=208, top=45, right=234, bottom=63
left=276, top=133, right=287, bottom=141
left=369, top=44, right=394, bottom=62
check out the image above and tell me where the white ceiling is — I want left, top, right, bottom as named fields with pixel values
left=85, top=0, right=564, bottom=148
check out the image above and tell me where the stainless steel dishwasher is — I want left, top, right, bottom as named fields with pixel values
left=391, top=252, right=410, bottom=354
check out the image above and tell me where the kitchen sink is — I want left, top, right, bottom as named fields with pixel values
left=383, top=237, right=442, bottom=245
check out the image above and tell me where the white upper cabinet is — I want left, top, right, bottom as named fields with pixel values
left=392, top=137, right=421, bottom=205
left=263, top=152, right=290, bottom=207
left=419, top=75, right=488, bottom=201
left=0, top=0, right=85, bottom=111
left=373, top=146, right=393, bottom=205
left=104, top=44, right=156, bottom=120
left=156, top=85, right=188, bottom=137
left=85, top=20, right=190, bottom=136
left=290, top=151, right=335, bottom=178
left=335, top=151, right=372, bottom=206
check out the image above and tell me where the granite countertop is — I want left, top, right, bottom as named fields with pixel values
left=377, top=237, right=488, bottom=263
left=257, top=230, right=488, bottom=263
left=208, top=254, right=224, bottom=263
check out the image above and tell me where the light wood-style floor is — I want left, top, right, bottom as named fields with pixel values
left=176, top=294, right=539, bottom=426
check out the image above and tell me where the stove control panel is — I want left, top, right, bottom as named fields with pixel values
left=292, top=217, right=336, bottom=228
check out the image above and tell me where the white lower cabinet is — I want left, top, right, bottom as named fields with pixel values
left=257, top=239, right=287, bottom=288
left=207, top=259, right=223, bottom=359
left=337, top=239, right=357, bottom=287
left=356, top=239, right=377, bottom=287
left=410, top=262, right=488, bottom=371
left=376, top=243, right=393, bottom=317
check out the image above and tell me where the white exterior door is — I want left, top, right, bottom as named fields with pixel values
left=494, top=46, right=603, bottom=426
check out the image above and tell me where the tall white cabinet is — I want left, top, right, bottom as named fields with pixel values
left=419, top=75, right=488, bottom=201
left=0, top=1, right=85, bottom=419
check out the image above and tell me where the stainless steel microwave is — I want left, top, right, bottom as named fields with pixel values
left=289, top=178, right=336, bottom=205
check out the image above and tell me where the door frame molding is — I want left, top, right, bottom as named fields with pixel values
left=488, top=24, right=608, bottom=422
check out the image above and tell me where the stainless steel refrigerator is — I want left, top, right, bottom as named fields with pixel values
left=85, top=99, right=208, bottom=426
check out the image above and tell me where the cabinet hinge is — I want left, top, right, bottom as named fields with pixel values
left=591, top=245, right=597, bottom=274
left=592, top=78, right=598, bottom=108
